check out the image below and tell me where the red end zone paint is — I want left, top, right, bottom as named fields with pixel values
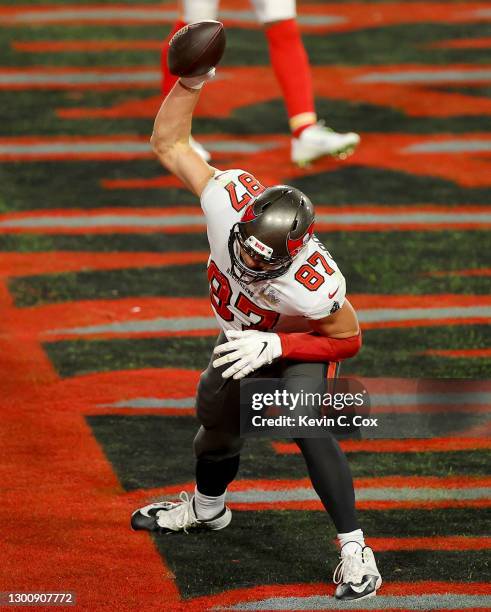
left=127, top=478, right=491, bottom=512
left=182, top=580, right=491, bottom=611
left=1, top=205, right=490, bottom=235
left=134, top=475, right=491, bottom=493
left=367, top=536, right=491, bottom=551
left=33, top=368, right=200, bottom=416
left=7, top=293, right=489, bottom=341
left=12, top=40, right=163, bottom=52
left=0, top=279, right=182, bottom=608
left=2, top=131, right=489, bottom=187
left=424, top=348, right=491, bottom=358
left=54, top=65, right=491, bottom=122
left=0, top=251, right=209, bottom=276
left=273, top=438, right=491, bottom=454
left=5, top=296, right=214, bottom=340
left=229, top=500, right=491, bottom=511
left=102, top=132, right=491, bottom=190
left=2, top=2, right=490, bottom=605
left=426, top=268, right=491, bottom=277
left=2, top=2, right=490, bottom=30
left=425, top=38, right=491, bottom=49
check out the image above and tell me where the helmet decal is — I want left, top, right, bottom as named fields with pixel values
left=240, top=203, right=257, bottom=223
left=245, top=235, right=274, bottom=259
left=286, top=220, right=314, bottom=257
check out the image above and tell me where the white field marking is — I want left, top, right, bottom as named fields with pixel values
left=1, top=210, right=490, bottom=230
left=46, top=306, right=491, bottom=336
left=223, top=593, right=491, bottom=610
left=354, top=69, right=491, bottom=84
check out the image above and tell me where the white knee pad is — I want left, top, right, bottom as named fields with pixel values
left=250, top=0, right=296, bottom=24
left=182, top=0, right=219, bottom=23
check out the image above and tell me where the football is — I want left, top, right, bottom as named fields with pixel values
left=168, top=20, right=226, bottom=78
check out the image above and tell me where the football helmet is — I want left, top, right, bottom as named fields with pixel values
left=228, top=185, right=315, bottom=284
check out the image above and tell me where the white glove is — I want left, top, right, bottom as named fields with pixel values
left=180, top=68, right=216, bottom=90
left=212, top=329, right=282, bottom=380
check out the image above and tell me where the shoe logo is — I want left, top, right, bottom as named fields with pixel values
left=350, top=579, right=371, bottom=594
left=258, top=342, right=268, bottom=358
left=141, top=505, right=156, bottom=518
left=328, top=286, right=340, bottom=299
left=140, top=502, right=170, bottom=517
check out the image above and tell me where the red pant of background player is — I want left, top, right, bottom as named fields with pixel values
left=163, top=0, right=316, bottom=137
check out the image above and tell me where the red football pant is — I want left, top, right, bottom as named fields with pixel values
left=161, top=17, right=317, bottom=135
left=161, top=20, right=186, bottom=96
left=265, top=18, right=317, bottom=136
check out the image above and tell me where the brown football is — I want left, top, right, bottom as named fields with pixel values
left=168, top=20, right=226, bottom=78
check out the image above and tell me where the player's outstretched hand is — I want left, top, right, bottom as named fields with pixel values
left=168, top=20, right=225, bottom=89
left=212, top=330, right=282, bottom=379
left=180, top=68, right=216, bottom=90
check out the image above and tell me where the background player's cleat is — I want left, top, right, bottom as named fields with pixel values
left=131, top=491, right=231, bottom=534
left=291, top=122, right=360, bottom=166
left=333, top=544, right=382, bottom=601
left=190, top=135, right=211, bottom=161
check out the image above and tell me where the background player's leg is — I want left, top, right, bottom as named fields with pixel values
left=162, top=0, right=219, bottom=96
left=161, top=19, right=186, bottom=97
left=253, top=0, right=316, bottom=137
left=160, top=0, right=218, bottom=160
left=252, top=0, right=360, bottom=164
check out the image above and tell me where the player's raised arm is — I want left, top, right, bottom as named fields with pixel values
left=150, top=21, right=226, bottom=197
left=151, top=76, right=215, bottom=196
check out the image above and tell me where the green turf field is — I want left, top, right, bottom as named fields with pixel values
left=1, top=0, right=490, bottom=609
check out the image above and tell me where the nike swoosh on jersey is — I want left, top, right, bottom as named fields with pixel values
left=258, top=342, right=268, bottom=358
left=328, top=286, right=340, bottom=299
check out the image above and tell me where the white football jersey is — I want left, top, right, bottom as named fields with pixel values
left=201, top=168, right=346, bottom=333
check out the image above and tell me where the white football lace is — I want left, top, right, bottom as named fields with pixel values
left=155, top=491, right=198, bottom=533
left=333, top=553, right=365, bottom=585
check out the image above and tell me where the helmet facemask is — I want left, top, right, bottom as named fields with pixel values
left=228, top=224, right=292, bottom=284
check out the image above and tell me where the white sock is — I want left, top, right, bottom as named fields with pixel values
left=194, top=486, right=226, bottom=520
left=337, top=529, right=365, bottom=556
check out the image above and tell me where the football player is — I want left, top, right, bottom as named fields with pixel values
left=160, top=0, right=360, bottom=165
left=131, top=66, right=382, bottom=600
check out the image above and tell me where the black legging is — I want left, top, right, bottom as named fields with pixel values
left=196, top=435, right=358, bottom=533
left=294, top=435, right=359, bottom=533
left=194, top=346, right=359, bottom=533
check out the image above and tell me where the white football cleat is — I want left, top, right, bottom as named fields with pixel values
left=131, top=491, right=232, bottom=534
left=190, top=135, right=211, bottom=162
left=333, top=544, right=382, bottom=601
left=291, top=122, right=360, bottom=166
